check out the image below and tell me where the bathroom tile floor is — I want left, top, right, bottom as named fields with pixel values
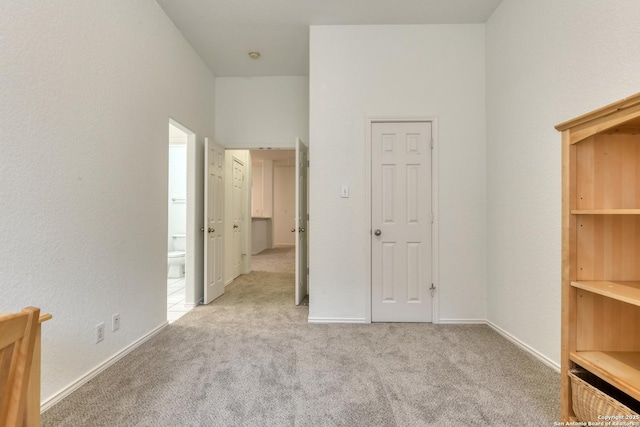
left=167, top=277, right=190, bottom=323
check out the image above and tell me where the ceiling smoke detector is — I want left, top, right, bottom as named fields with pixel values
left=248, top=51, right=261, bottom=59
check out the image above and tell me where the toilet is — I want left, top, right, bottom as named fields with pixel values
left=167, top=234, right=186, bottom=278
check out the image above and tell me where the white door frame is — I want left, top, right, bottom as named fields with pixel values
left=169, top=118, right=200, bottom=308
left=295, top=138, right=309, bottom=305
left=224, top=145, right=308, bottom=301
left=365, top=117, right=439, bottom=324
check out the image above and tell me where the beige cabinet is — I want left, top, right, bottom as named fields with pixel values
left=557, top=93, right=640, bottom=421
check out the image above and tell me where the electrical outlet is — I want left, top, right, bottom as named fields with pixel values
left=112, top=313, right=120, bottom=332
left=96, top=322, right=105, bottom=343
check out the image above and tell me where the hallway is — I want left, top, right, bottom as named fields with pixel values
left=251, top=246, right=295, bottom=273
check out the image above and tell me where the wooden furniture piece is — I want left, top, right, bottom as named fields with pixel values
left=0, top=307, right=39, bottom=427
left=27, top=312, right=51, bottom=427
left=0, top=308, right=51, bottom=427
left=557, top=92, right=640, bottom=421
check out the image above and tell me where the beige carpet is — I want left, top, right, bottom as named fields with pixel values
left=252, top=246, right=295, bottom=273
left=42, top=250, right=559, bottom=426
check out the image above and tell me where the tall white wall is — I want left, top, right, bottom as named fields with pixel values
left=309, top=25, right=486, bottom=322
left=215, top=76, right=309, bottom=148
left=168, top=144, right=187, bottom=251
left=251, top=164, right=264, bottom=217
left=486, top=0, right=640, bottom=366
left=0, top=1, right=215, bottom=402
left=273, top=166, right=295, bottom=246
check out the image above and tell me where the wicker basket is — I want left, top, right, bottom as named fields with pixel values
left=570, top=370, right=639, bottom=421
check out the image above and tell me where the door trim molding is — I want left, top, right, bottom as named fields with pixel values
left=169, top=118, right=198, bottom=306
left=365, top=116, right=439, bottom=324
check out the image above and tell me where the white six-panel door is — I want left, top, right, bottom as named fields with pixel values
left=231, top=158, right=245, bottom=279
left=204, top=138, right=225, bottom=305
left=371, top=121, right=433, bottom=322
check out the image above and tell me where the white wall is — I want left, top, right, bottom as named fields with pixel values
left=309, top=25, right=487, bottom=322
left=0, top=1, right=215, bottom=402
left=251, top=219, right=271, bottom=255
left=168, top=144, right=187, bottom=251
left=215, top=76, right=309, bottom=148
left=251, top=164, right=264, bottom=216
left=273, top=166, right=296, bottom=246
left=261, top=160, right=274, bottom=218
left=486, top=0, right=640, bottom=367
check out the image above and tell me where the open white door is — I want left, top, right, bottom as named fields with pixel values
left=204, top=138, right=225, bottom=304
left=231, top=157, right=246, bottom=279
left=295, top=138, right=309, bottom=305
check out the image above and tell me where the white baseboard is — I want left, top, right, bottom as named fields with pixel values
left=486, top=320, right=560, bottom=372
left=437, top=318, right=487, bottom=325
left=184, top=298, right=202, bottom=309
left=41, top=322, right=169, bottom=413
left=307, top=317, right=368, bottom=324
left=432, top=318, right=559, bottom=372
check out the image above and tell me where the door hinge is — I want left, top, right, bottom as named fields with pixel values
left=307, top=160, right=310, bottom=167
left=306, top=267, right=309, bottom=274
left=430, top=212, right=434, bottom=223
left=430, top=283, right=436, bottom=297
left=430, top=138, right=434, bottom=150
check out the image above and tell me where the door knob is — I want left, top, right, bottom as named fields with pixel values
left=200, top=227, right=205, bottom=232
left=374, top=229, right=381, bottom=236
left=208, top=228, right=215, bottom=233
left=299, top=227, right=305, bottom=233
left=291, top=228, right=296, bottom=233
left=233, top=225, right=239, bottom=229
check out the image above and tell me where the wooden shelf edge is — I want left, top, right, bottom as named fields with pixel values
left=571, top=281, right=640, bottom=307
left=570, top=351, right=640, bottom=402
left=571, top=209, right=640, bottom=215
left=556, top=92, right=640, bottom=131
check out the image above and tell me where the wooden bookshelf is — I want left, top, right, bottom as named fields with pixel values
left=557, top=92, right=640, bottom=421
left=571, top=281, right=640, bottom=307
left=571, top=209, right=640, bottom=215
left=570, top=352, right=640, bottom=402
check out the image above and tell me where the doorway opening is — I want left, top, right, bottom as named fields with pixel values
left=218, top=147, right=308, bottom=304
left=249, top=149, right=298, bottom=295
left=250, top=150, right=296, bottom=252
left=167, top=120, right=195, bottom=323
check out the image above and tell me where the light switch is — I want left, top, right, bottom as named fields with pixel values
left=341, top=186, right=349, bottom=198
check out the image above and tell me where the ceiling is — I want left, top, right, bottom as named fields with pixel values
left=156, top=0, right=503, bottom=77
